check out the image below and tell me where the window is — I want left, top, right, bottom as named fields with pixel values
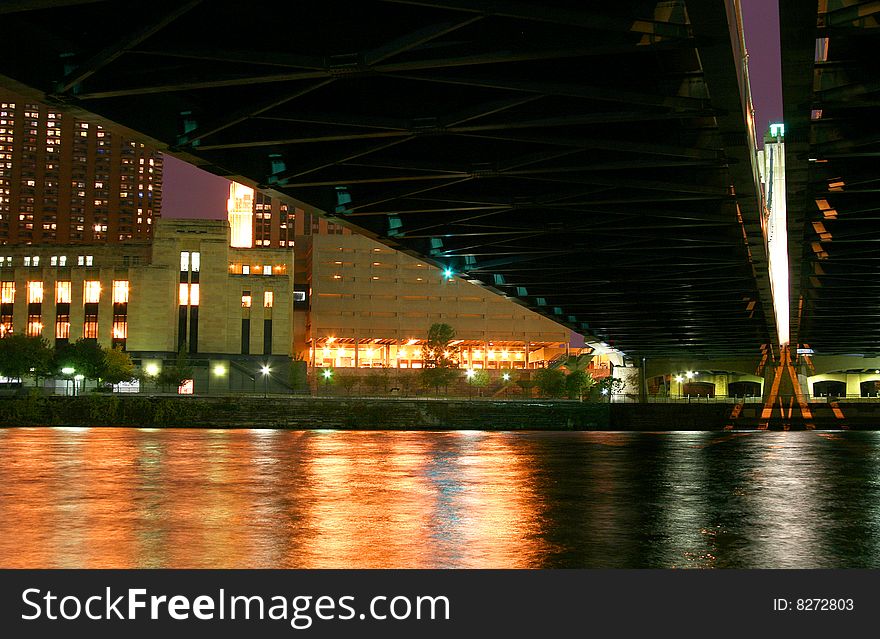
left=112, top=280, right=129, bottom=304
left=241, top=291, right=252, bottom=308
left=293, top=291, right=306, bottom=303
left=1, top=281, right=14, bottom=304
left=180, top=251, right=189, bottom=272
left=179, top=283, right=189, bottom=306
left=59, top=256, right=66, bottom=267
left=191, top=252, right=200, bottom=272
left=262, top=264, right=272, bottom=276
left=55, top=281, right=71, bottom=304
left=77, top=255, right=84, bottom=266
left=242, top=265, right=250, bottom=275
left=83, top=281, right=100, bottom=304
left=264, top=291, right=273, bottom=308
left=85, top=255, right=93, bottom=267
left=189, top=283, right=199, bottom=306
left=50, top=256, right=57, bottom=266
left=27, top=281, right=43, bottom=304
left=24, top=256, right=30, bottom=267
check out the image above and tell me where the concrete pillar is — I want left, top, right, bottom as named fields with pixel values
left=846, top=374, right=861, bottom=398
left=639, top=357, right=648, bottom=403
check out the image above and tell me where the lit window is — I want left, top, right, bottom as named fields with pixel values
left=83, top=281, right=100, bottom=304
left=77, top=255, right=84, bottom=266
left=32, top=256, right=39, bottom=267
left=1, top=281, right=14, bottom=304
left=179, top=283, right=189, bottom=306
left=59, top=256, right=66, bottom=267
left=26, top=321, right=42, bottom=337
left=112, top=321, right=127, bottom=339
left=50, top=256, right=57, bottom=266
left=242, top=265, right=250, bottom=275
left=264, top=291, right=273, bottom=308
left=262, top=264, right=272, bottom=275
left=55, top=320, right=70, bottom=339
left=180, top=251, right=189, bottom=272
left=85, top=255, right=93, bottom=267
left=241, top=291, right=252, bottom=308
left=27, top=281, right=43, bottom=304
left=112, top=280, right=129, bottom=304
left=55, top=281, right=71, bottom=304
left=189, top=283, right=199, bottom=306
left=24, top=256, right=30, bottom=267
left=191, top=252, right=200, bottom=272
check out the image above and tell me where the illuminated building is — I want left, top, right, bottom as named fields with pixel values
left=0, top=87, right=162, bottom=245
left=222, top=182, right=585, bottom=370
left=0, top=218, right=294, bottom=391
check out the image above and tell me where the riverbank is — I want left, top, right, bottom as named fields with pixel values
left=1, top=395, right=877, bottom=429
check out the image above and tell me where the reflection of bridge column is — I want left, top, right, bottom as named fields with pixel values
left=760, top=346, right=813, bottom=429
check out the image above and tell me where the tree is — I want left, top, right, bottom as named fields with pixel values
left=466, top=369, right=490, bottom=397
left=420, top=367, right=459, bottom=395
left=595, top=376, right=625, bottom=402
left=534, top=368, right=566, bottom=398
left=0, top=334, right=53, bottom=382
left=157, top=343, right=193, bottom=391
left=102, top=346, right=136, bottom=386
left=420, top=323, right=459, bottom=368
left=565, top=370, right=594, bottom=400
left=420, top=323, right=460, bottom=395
left=363, top=369, right=388, bottom=395
left=57, top=338, right=106, bottom=382
left=516, top=376, right=535, bottom=397
left=337, top=374, right=359, bottom=396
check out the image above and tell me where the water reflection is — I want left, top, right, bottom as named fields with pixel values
left=0, top=428, right=879, bottom=568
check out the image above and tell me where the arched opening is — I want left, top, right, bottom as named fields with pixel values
left=728, top=381, right=761, bottom=397
left=860, top=380, right=880, bottom=398
left=682, top=381, right=715, bottom=397
left=812, top=380, right=845, bottom=398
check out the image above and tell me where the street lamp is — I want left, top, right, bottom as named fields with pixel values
left=322, top=368, right=333, bottom=395
left=260, top=364, right=271, bottom=397
left=73, top=374, right=84, bottom=397
left=674, top=375, right=684, bottom=398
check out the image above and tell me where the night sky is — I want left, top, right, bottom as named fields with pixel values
left=161, top=0, right=784, bottom=220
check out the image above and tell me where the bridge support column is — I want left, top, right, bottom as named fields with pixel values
left=760, top=346, right=814, bottom=429
left=639, top=357, right=648, bottom=403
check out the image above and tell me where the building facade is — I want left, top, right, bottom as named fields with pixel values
left=224, top=182, right=585, bottom=370
left=0, top=217, right=294, bottom=391
left=0, top=88, right=162, bottom=246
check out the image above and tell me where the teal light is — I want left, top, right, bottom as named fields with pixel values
left=769, top=122, right=785, bottom=138
left=443, top=268, right=454, bottom=279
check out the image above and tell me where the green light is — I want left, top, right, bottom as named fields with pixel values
left=769, top=122, right=785, bottom=138
left=323, top=369, right=333, bottom=379
left=443, top=268, right=453, bottom=279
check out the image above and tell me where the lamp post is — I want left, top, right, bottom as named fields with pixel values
left=261, top=364, right=270, bottom=398
left=322, top=368, right=333, bottom=395
left=73, top=374, right=84, bottom=397
left=674, top=375, right=684, bottom=399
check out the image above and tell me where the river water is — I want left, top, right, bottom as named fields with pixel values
left=0, top=428, right=878, bottom=568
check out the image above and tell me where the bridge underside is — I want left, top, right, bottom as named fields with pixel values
left=782, top=0, right=880, bottom=355
left=0, top=0, right=774, bottom=358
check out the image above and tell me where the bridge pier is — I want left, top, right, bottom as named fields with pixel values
left=760, top=347, right=814, bottom=429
